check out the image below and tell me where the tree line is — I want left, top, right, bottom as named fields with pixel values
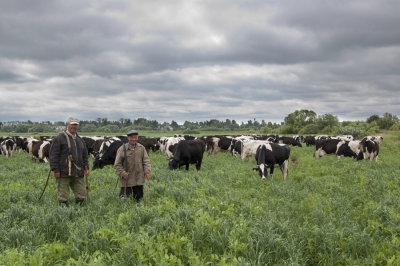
left=0, top=110, right=398, bottom=138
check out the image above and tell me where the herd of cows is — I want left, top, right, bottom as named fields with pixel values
left=0, top=133, right=383, bottom=180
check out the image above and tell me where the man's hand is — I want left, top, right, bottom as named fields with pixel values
left=85, top=169, right=90, bottom=178
left=144, top=173, right=150, bottom=180
left=123, top=171, right=129, bottom=180
left=54, top=172, right=60, bottom=179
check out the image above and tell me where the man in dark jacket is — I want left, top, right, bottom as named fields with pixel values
left=49, top=117, right=90, bottom=206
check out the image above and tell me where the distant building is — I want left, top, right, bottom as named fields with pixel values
left=54, top=126, right=66, bottom=131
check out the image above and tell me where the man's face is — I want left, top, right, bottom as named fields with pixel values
left=67, top=123, right=78, bottom=134
left=128, top=135, right=138, bottom=146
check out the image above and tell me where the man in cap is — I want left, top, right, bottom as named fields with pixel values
left=114, top=129, right=151, bottom=202
left=49, top=117, right=90, bottom=206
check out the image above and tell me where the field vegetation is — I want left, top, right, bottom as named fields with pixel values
left=0, top=131, right=400, bottom=265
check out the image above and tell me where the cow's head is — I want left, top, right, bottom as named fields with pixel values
left=92, top=157, right=104, bottom=170
left=253, top=164, right=268, bottom=179
left=169, top=158, right=179, bottom=170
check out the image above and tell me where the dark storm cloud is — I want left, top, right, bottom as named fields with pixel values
left=0, top=0, right=399, bottom=124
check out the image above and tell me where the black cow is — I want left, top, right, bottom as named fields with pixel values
left=252, top=143, right=291, bottom=180
left=169, top=139, right=206, bottom=171
left=138, top=137, right=157, bottom=154
left=304, top=136, right=316, bottom=146
left=92, top=140, right=123, bottom=170
left=279, top=136, right=302, bottom=147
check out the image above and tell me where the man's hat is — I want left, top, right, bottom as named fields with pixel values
left=127, top=129, right=138, bottom=136
left=66, top=117, right=79, bottom=125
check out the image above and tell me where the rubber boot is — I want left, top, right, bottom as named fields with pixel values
left=58, top=200, right=69, bottom=207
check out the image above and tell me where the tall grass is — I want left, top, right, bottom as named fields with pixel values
left=0, top=134, right=400, bottom=265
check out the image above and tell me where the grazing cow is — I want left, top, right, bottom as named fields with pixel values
left=252, top=143, right=291, bottom=180
left=304, top=136, right=316, bottom=146
left=279, top=136, right=302, bottom=147
left=335, top=135, right=354, bottom=141
left=1, top=139, right=15, bottom=157
left=169, top=139, right=206, bottom=170
left=360, top=138, right=379, bottom=161
left=138, top=137, right=158, bottom=154
left=91, top=138, right=106, bottom=159
left=29, top=140, right=51, bottom=163
left=165, top=137, right=184, bottom=158
left=206, top=136, right=233, bottom=155
left=293, top=135, right=305, bottom=143
left=12, top=136, right=25, bottom=153
left=315, top=135, right=331, bottom=140
left=241, top=140, right=272, bottom=162
left=92, top=139, right=123, bottom=170
left=315, top=139, right=360, bottom=159
left=363, top=136, right=384, bottom=145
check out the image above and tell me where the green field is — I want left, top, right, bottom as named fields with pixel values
left=1, top=132, right=400, bottom=265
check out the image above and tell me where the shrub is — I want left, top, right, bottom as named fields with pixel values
left=299, top=124, right=319, bottom=135
left=183, top=129, right=200, bottom=134
left=335, top=126, right=364, bottom=139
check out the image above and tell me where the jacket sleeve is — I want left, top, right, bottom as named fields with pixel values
left=113, top=146, right=125, bottom=178
left=142, top=148, right=151, bottom=174
left=49, top=135, right=61, bottom=173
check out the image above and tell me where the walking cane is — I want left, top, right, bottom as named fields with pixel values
left=146, top=178, right=151, bottom=206
left=85, top=175, right=90, bottom=204
left=38, top=168, right=52, bottom=201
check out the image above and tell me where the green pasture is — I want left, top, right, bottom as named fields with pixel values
left=0, top=132, right=400, bottom=265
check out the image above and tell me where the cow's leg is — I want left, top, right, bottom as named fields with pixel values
left=185, top=163, right=189, bottom=171
left=269, top=164, right=274, bottom=179
left=196, top=159, right=202, bottom=170
left=280, top=160, right=289, bottom=180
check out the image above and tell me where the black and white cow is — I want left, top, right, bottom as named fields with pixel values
left=363, top=136, right=384, bottom=145
left=169, top=139, right=206, bottom=171
left=279, top=136, right=302, bottom=147
left=92, top=139, right=123, bottom=170
left=241, top=140, right=272, bottom=162
left=315, top=139, right=360, bottom=159
left=1, top=138, right=15, bottom=157
left=293, top=135, right=305, bottom=143
left=206, top=136, right=233, bottom=155
left=29, top=140, right=51, bottom=163
left=164, top=136, right=185, bottom=158
left=360, top=138, right=379, bottom=161
left=252, top=143, right=291, bottom=180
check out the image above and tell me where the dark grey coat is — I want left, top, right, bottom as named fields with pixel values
left=49, top=131, right=89, bottom=177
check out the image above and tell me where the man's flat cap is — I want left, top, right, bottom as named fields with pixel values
left=127, top=129, right=138, bottom=136
left=66, top=117, right=79, bottom=125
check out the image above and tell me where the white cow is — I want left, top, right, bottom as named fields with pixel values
left=241, top=140, right=272, bottom=162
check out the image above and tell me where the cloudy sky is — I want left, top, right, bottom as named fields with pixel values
left=1, top=0, right=399, bottom=125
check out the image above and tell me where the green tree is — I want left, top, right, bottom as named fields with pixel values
left=366, top=114, right=380, bottom=124
left=316, top=113, right=339, bottom=132
left=378, top=112, right=399, bottom=130
left=80, top=124, right=98, bottom=132
left=170, top=120, right=179, bottom=130
left=15, top=124, right=30, bottom=133
left=283, top=109, right=317, bottom=133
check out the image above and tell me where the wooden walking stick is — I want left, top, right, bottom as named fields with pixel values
left=38, top=168, right=52, bottom=201
left=146, top=178, right=150, bottom=207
